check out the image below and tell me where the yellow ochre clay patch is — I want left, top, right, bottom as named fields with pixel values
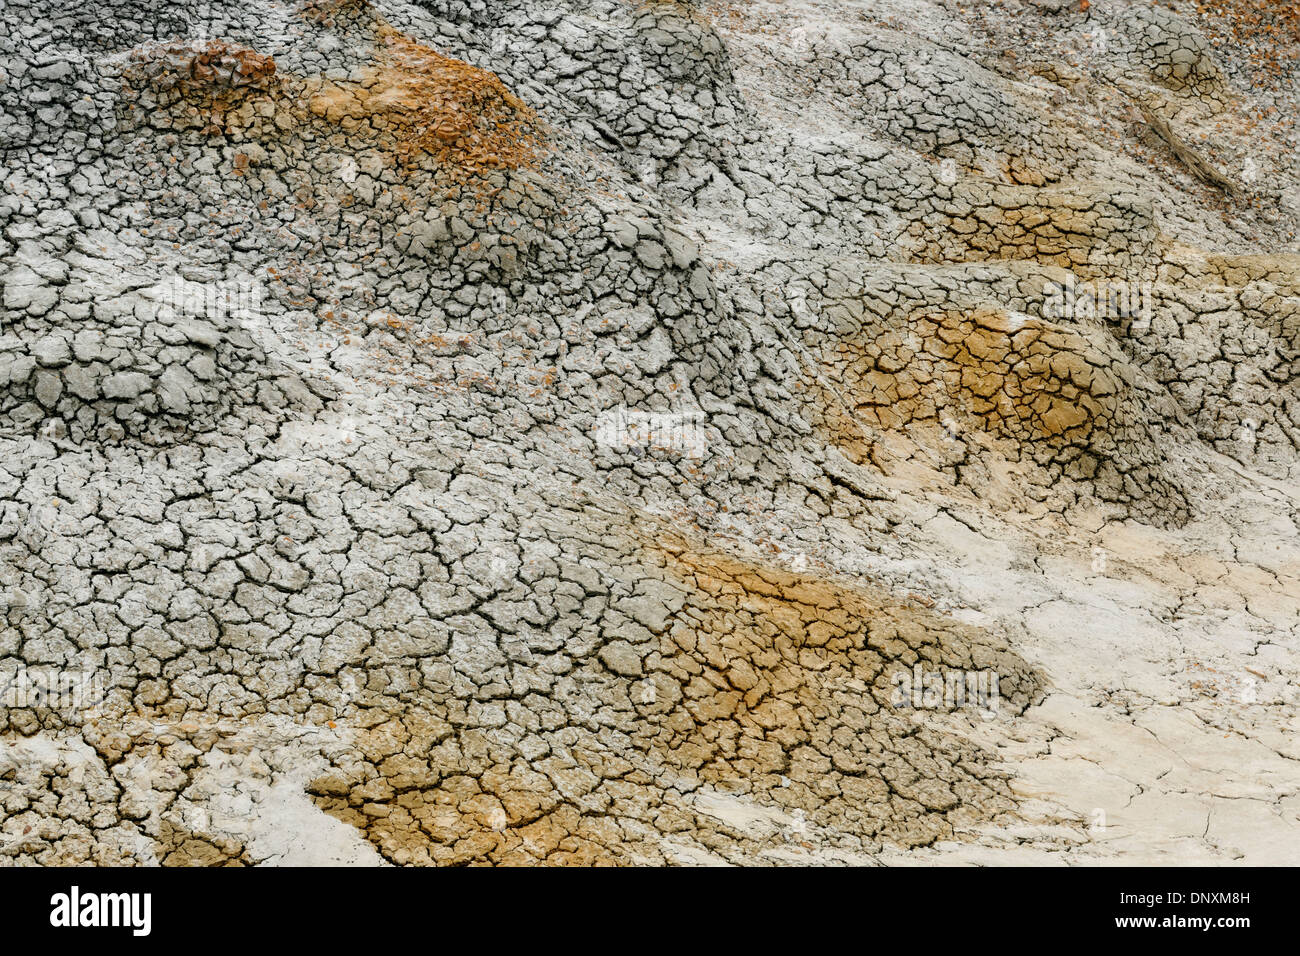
left=807, top=303, right=1192, bottom=525
left=824, top=308, right=1117, bottom=444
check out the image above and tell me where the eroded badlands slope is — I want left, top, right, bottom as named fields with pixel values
left=0, top=0, right=1297, bottom=864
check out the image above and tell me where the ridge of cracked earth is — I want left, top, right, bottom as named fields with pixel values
left=0, top=0, right=1297, bottom=865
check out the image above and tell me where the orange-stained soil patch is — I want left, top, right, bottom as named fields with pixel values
left=121, top=21, right=547, bottom=183
left=120, top=40, right=281, bottom=135
left=303, top=25, right=546, bottom=179
left=817, top=308, right=1117, bottom=445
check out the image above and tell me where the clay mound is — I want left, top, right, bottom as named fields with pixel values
left=304, top=25, right=547, bottom=179
left=822, top=306, right=1191, bottom=525
left=0, top=240, right=323, bottom=446
left=771, top=260, right=1195, bottom=525
left=118, top=22, right=548, bottom=182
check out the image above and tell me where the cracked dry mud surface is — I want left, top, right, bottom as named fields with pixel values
left=0, top=0, right=1297, bottom=866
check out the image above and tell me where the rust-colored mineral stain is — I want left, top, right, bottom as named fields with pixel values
left=121, top=40, right=281, bottom=135
left=125, top=15, right=546, bottom=181
left=303, top=25, right=545, bottom=179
